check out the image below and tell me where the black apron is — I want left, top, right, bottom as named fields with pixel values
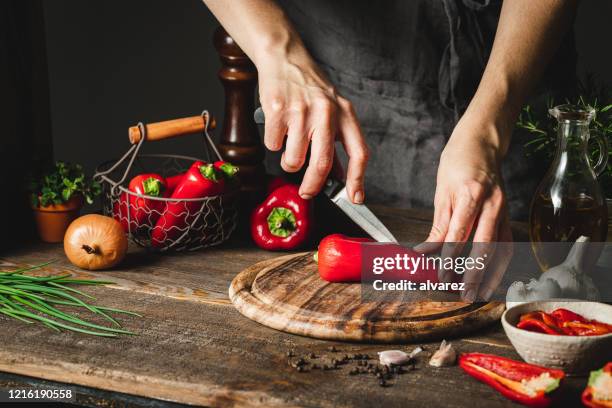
left=277, top=0, right=576, bottom=220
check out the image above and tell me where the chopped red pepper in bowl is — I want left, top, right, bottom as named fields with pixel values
left=517, top=308, right=612, bottom=337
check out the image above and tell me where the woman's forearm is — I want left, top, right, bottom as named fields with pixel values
left=460, top=0, right=578, bottom=157
left=202, top=0, right=311, bottom=68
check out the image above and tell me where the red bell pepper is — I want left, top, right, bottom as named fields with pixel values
left=459, top=353, right=565, bottom=408
left=166, top=173, right=185, bottom=194
left=551, top=308, right=587, bottom=324
left=315, top=234, right=439, bottom=283
left=250, top=184, right=313, bottom=250
left=112, top=173, right=168, bottom=232
left=267, top=176, right=291, bottom=194
left=582, top=363, right=612, bottom=408
left=518, top=309, right=612, bottom=336
left=214, top=160, right=239, bottom=179
left=517, top=318, right=563, bottom=335
left=151, top=161, right=224, bottom=248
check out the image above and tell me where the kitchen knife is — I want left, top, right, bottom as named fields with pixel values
left=254, top=107, right=398, bottom=243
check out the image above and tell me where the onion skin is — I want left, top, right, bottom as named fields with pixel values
left=64, top=214, right=128, bottom=270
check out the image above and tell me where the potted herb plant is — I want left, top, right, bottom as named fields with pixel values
left=30, top=161, right=101, bottom=243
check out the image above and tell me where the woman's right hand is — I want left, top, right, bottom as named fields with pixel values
left=256, top=53, right=369, bottom=203
left=202, top=0, right=368, bottom=203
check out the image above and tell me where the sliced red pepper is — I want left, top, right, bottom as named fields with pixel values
left=551, top=308, right=588, bottom=324
left=459, top=353, right=564, bottom=408
left=151, top=161, right=224, bottom=248
left=563, top=321, right=612, bottom=336
left=582, top=363, right=612, bottom=408
left=517, top=318, right=564, bottom=335
left=250, top=184, right=313, bottom=251
left=315, top=234, right=439, bottom=283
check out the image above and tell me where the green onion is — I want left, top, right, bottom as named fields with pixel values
left=0, top=262, right=137, bottom=337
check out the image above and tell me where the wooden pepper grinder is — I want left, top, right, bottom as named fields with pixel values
left=213, top=27, right=266, bottom=211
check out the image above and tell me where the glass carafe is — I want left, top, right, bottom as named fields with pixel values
left=529, top=104, right=608, bottom=270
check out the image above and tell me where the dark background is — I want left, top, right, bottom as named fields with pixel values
left=42, top=0, right=612, bottom=176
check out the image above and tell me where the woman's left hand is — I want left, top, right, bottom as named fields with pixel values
left=418, top=118, right=514, bottom=302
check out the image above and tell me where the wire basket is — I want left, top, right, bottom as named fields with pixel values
left=94, top=111, right=238, bottom=252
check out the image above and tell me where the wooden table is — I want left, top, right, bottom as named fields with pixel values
left=0, top=208, right=592, bottom=407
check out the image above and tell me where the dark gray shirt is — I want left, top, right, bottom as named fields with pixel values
left=278, top=0, right=576, bottom=220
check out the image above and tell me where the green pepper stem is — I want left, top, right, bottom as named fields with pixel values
left=267, top=207, right=297, bottom=238
left=142, top=177, right=163, bottom=196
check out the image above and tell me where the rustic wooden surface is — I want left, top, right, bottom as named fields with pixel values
left=0, top=208, right=591, bottom=407
left=230, top=253, right=505, bottom=342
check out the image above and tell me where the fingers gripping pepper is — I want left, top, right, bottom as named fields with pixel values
left=459, top=353, right=565, bottom=408
left=250, top=184, right=313, bottom=251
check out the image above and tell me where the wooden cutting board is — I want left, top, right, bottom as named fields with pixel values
left=230, top=252, right=505, bottom=343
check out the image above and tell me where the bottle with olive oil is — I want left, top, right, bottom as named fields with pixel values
left=529, top=104, right=608, bottom=270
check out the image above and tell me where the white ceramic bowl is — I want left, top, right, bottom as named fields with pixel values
left=502, top=300, right=612, bottom=375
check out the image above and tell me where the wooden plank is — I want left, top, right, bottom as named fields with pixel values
left=0, top=283, right=586, bottom=407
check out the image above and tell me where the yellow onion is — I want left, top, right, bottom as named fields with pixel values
left=64, top=214, right=127, bottom=270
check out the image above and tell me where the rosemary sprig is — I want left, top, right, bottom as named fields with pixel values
left=0, top=262, right=139, bottom=337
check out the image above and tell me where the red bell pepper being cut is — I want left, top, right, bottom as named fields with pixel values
left=582, top=362, right=612, bottom=408
left=315, top=234, right=439, bottom=283
left=250, top=184, right=313, bottom=251
left=112, top=173, right=168, bottom=232
left=151, top=161, right=224, bottom=248
left=459, top=353, right=565, bottom=408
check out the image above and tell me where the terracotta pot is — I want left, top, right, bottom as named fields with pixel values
left=32, top=195, right=83, bottom=243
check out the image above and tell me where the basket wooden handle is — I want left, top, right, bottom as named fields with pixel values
left=128, top=115, right=217, bottom=144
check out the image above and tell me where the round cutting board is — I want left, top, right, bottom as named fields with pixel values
left=229, top=252, right=505, bottom=343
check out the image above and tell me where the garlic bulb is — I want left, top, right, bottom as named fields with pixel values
left=506, top=278, right=562, bottom=309
left=429, top=340, right=456, bottom=367
left=506, top=236, right=600, bottom=307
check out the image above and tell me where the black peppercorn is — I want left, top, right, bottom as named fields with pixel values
left=379, top=378, right=387, bottom=387
left=297, top=365, right=305, bottom=372
left=308, top=352, right=316, bottom=359
left=286, top=350, right=294, bottom=358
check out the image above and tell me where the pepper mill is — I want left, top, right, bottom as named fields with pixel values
left=213, top=27, right=266, bottom=211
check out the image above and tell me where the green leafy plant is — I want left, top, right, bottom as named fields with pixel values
left=0, top=262, right=139, bottom=337
left=30, top=161, right=101, bottom=207
left=516, top=86, right=612, bottom=197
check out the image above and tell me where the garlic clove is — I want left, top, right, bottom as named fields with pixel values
left=378, top=348, right=422, bottom=366
left=429, top=340, right=456, bottom=367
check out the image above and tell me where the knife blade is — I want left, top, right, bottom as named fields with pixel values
left=254, top=107, right=398, bottom=243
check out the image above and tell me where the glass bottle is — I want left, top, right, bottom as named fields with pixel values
left=529, top=104, right=608, bottom=270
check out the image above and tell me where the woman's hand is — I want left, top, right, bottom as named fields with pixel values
left=421, top=118, right=514, bottom=301
left=256, top=52, right=368, bottom=203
